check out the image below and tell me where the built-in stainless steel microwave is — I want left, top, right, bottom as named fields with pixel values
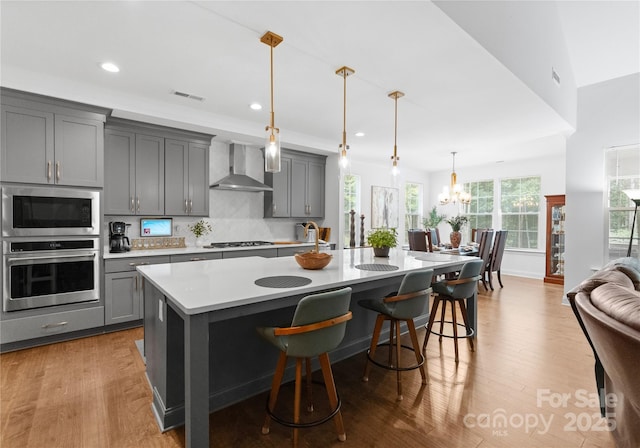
left=2, top=186, right=100, bottom=237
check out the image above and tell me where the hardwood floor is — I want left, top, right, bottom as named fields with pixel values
left=1, top=276, right=616, bottom=447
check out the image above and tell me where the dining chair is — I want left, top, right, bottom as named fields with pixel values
left=359, top=269, right=433, bottom=400
left=408, top=229, right=428, bottom=252
left=476, top=229, right=494, bottom=291
left=257, top=287, right=353, bottom=447
left=422, top=259, right=483, bottom=363
left=486, top=230, right=508, bottom=290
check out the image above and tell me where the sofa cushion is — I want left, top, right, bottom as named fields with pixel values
left=590, top=282, right=640, bottom=332
left=603, top=257, right=640, bottom=290
left=575, top=269, right=635, bottom=295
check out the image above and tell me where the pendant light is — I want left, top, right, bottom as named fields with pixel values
left=438, top=151, right=472, bottom=205
left=261, top=31, right=283, bottom=173
left=336, top=66, right=355, bottom=169
left=388, top=91, right=404, bottom=176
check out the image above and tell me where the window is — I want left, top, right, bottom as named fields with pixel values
left=464, top=180, right=494, bottom=242
left=500, top=176, right=540, bottom=249
left=343, top=174, right=361, bottom=247
left=404, top=182, right=423, bottom=243
left=606, top=145, right=640, bottom=260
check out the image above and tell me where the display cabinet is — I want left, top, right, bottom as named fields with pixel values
left=544, top=194, right=565, bottom=284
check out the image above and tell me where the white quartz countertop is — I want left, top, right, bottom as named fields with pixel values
left=137, top=248, right=475, bottom=316
left=103, top=242, right=319, bottom=259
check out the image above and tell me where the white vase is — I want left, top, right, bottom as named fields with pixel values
left=195, top=237, right=204, bottom=248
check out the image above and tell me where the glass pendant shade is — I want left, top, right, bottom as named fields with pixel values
left=265, top=127, right=281, bottom=173
left=339, top=146, right=349, bottom=169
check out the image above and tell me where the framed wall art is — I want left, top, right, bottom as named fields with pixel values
left=371, top=186, right=399, bottom=228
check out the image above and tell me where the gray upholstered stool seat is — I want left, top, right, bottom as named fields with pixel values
left=358, top=269, right=433, bottom=401
left=422, top=259, right=483, bottom=363
left=257, top=287, right=352, bottom=447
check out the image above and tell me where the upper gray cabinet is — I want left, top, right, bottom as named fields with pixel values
left=104, top=129, right=164, bottom=215
left=165, top=139, right=209, bottom=217
left=1, top=90, right=105, bottom=187
left=264, top=149, right=325, bottom=219
left=104, top=118, right=212, bottom=216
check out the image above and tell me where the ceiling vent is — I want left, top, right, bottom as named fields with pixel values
left=172, top=90, right=205, bottom=102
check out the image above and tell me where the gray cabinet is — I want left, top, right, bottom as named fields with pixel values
left=165, top=139, right=209, bottom=216
left=169, top=252, right=221, bottom=263
left=264, top=149, right=325, bottom=219
left=222, top=248, right=278, bottom=259
left=104, top=129, right=165, bottom=216
left=1, top=91, right=105, bottom=187
left=104, top=256, right=170, bottom=325
left=105, top=118, right=212, bottom=216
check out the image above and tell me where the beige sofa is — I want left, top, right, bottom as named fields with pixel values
left=567, top=257, right=640, bottom=448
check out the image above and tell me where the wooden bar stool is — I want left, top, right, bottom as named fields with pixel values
left=422, top=259, right=483, bottom=362
left=257, top=287, right=352, bottom=447
left=359, top=270, right=433, bottom=400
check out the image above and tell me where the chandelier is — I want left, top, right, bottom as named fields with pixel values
left=336, top=66, right=355, bottom=169
left=261, top=31, right=283, bottom=173
left=438, top=151, right=471, bottom=205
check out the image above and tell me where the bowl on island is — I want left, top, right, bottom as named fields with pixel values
left=294, top=251, right=332, bottom=270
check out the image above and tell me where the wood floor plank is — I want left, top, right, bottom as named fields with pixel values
left=0, top=275, right=616, bottom=447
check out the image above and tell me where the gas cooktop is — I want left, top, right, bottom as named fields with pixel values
left=205, top=241, right=274, bottom=249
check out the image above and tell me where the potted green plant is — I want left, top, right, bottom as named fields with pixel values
left=423, top=205, right=446, bottom=229
left=367, top=227, right=398, bottom=257
left=445, top=215, right=468, bottom=249
left=188, top=219, right=212, bottom=247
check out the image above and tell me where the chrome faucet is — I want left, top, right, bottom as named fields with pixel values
left=304, top=221, right=320, bottom=253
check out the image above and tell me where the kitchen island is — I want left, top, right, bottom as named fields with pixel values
left=138, top=248, right=478, bottom=448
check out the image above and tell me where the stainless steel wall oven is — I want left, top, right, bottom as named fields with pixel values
left=2, top=239, right=100, bottom=311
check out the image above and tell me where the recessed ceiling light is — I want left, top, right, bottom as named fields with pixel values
left=101, top=62, right=120, bottom=73
left=249, top=103, right=262, bottom=110
left=355, top=132, right=365, bottom=137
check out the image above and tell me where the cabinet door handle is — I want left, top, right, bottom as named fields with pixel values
left=136, top=197, right=140, bottom=212
left=272, top=204, right=276, bottom=215
left=190, top=257, right=206, bottom=261
left=189, top=199, right=193, bottom=213
left=42, top=321, right=68, bottom=329
left=129, top=261, right=149, bottom=267
left=134, top=276, right=138, bottom=291
left=55, top=161, right=61, bottom=182
left=185, top=199, right=188, bottom=213
left=130, top=197, right=135, bottom=212
left=47, top=161, right=52, bottom=181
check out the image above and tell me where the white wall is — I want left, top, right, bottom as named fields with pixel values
left=565, top=73, right=640, bottom=296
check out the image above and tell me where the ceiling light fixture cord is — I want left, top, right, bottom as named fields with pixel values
left=388, top=91, right=404, bottom=175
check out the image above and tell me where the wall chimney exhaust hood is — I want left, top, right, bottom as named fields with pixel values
left=210, top=144, right=273, bottom=192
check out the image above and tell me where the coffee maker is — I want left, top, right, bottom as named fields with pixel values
left=109, top=221, right=130, bottom=253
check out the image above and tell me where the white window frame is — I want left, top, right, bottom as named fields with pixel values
left=343, top=174, right=361, bottom=247
left=404, top=182, right=423, bottom=243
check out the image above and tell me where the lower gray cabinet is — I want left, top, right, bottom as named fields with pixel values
left=222, top=248, right=277, bottom=259
left=104, top=256, right=170, bottom=326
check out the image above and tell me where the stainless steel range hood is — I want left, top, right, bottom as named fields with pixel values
left=210, top=144, right=273, bottom=192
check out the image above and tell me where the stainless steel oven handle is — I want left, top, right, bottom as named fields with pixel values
left=7, top=253, right=96, bottom=262
left=42, top=321, right=68, bottom=329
